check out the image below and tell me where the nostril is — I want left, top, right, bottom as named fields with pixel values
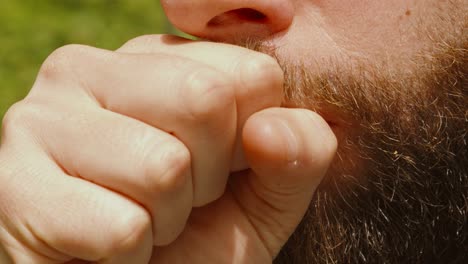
left=234, top=8, right=267, bottom=21
left=208, top=8, right=267, bottom=27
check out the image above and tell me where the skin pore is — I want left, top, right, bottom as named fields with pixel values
left=238, top=1, right=467, bottom=263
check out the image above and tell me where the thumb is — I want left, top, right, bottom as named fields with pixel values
left=233, top=107, right=337, bottom=258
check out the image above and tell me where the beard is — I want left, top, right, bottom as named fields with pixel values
left=239, top=7, right=467, bottom=264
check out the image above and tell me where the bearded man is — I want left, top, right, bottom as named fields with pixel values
left=0, top=0, right=466, bottom=263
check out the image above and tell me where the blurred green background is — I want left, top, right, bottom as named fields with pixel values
left=0, top=0, right=176, bottom=125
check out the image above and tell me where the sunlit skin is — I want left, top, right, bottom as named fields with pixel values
left=166, top=1, right=433, bottom=66
left=0, top=0, right=466, bottom=263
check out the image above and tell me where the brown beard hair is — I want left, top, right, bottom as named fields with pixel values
left=239, top=5, right=468, bottom=264
left=276, top=45, right=467, bottom=264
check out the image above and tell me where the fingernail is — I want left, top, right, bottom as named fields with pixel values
left=275, top=117, right=299, bottom=165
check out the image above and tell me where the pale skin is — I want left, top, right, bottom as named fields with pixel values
left=0, top=0, right=451, bottom=263
left=0, top=30, right=337, bottom=263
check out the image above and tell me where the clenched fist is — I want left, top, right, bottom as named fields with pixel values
left=0, top=35, right=336, bottom=263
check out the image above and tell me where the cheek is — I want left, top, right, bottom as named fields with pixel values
left=315, top=0, right=414, bottom=22
left=271, top=0, right=423, bottom=67
left=315, top=0, right=420, bottom=50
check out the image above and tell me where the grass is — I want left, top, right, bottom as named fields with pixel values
left=0, top=0, right=174, bottom=125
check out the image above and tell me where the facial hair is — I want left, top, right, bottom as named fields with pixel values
left=275, top=44, right=467, bottom=263
left=241, top=8, right=467, bottom=264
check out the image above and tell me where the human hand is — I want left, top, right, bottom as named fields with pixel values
left=0, top=35, right=336, bottom=263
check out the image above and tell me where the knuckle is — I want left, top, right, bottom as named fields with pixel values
left=119, top=34, right=161, bottom=51
left=119, top=34, right=184, bottom=52
left=2, top=101, right=41, bottom=135
left=240, top=53, right=284, bottom=97
left=183, top=69, right=235, bottom=122
left=106, top=207, right=151, bottom=255
left=144, top=140, right=191, bottom=193
left=251, top=53, right=283, bottom=80
left=38, top=44, right=88, bottom=80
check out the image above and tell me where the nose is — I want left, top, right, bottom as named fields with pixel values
left=162, top=0, right=294, bottom=42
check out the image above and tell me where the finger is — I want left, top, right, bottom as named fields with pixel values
left=0, top=141, right=153, bottom=263
left=118, top=34, right=284, bottom=171
left=231, top=107, right=337, bottom=257
left=24, top=101, right=193, bottom=246
left=0, top=242, right=13, bottom=264
left=33, top=44, right=237, bottom=206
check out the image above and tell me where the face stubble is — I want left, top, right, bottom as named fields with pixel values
left=241, top=4, right=467, bottom=263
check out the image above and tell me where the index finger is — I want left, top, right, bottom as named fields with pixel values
left=117, top=35, right=284, bottom=171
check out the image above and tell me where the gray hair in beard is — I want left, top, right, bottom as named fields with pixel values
left=239, top=11, right=467, bottom=264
